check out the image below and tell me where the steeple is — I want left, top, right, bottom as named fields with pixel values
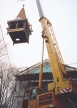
left=16, top=5, right=26, bottom=19
left=7, top=5, right=32, bottom=44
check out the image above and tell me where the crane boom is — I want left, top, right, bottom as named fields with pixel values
left=35, top=0, right=66, bottom=82
left=36, top=0, right=44, bottom=18
left=35, top=0, right=72, bottom=96
left=40, top=18, right=64, bottom=82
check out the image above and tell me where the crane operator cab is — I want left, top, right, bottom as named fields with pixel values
left=22, top=87, right=43, bottom=108
left=22, top=87, right=56, bottom=108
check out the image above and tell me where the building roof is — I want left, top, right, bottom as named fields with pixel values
left=17, top=59, right=50, bottom=75
left=17, top=59, right=77, bottom=75
left=15, top=59, right=77, bottom=81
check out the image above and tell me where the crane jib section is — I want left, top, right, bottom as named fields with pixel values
left=40, top=17, right=66, bottom=82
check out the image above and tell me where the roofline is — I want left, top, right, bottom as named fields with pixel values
left=17, top=59, right=49, bottom=75
left=17, top=59, right=77, bottom=75
left=65, top=64, right=77, bottom=70
left=7, top=18, right=27, bottom=23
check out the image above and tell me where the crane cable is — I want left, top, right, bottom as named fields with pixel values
left=41, top=36, right=44, bottom=65
left=38, top=35, right=44, bottom=88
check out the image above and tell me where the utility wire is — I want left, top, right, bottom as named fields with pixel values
left=66, top=63, right=77, bottom=65
left=65, top=63, right=77, bottom=65
left=0, top=25, right=11, bottom=65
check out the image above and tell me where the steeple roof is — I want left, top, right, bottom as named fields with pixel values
left=16, top=6, right=26, bottom=19
left=7, top=6, right=26, bottom=23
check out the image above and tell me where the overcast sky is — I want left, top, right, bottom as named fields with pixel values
left=0, top=0, right=77, bottom=68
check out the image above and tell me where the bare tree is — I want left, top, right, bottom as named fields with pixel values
left=0, top=65, right=18, bottom=108
left=0, top=25, right=18, bottom=108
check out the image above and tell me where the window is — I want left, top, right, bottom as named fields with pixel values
left=19, top=83, right=24, bottom=90
left=29, top=88, right=36, bottom=100
left=37, top=88, right=42, bottom=94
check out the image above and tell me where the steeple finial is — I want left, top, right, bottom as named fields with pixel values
left=23, top=4, right=25, bottom=8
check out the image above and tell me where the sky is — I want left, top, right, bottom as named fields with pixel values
left=0, top=0, right=77, bottom=68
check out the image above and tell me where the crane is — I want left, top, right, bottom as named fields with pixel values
left=7, top=0, right=77, bottom=108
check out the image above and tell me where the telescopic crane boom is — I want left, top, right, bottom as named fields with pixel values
left=36, top=0, right=72, bottom=95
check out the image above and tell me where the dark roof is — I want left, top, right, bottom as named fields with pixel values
left=16, top=71, right=77, bottom=81
left=7, top=18, right=27, bottom=23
